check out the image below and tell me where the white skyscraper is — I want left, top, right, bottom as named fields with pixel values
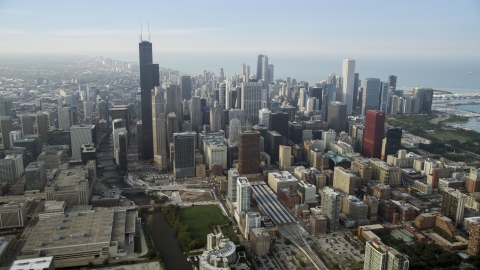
left=240, top=82, right=263, bottom=125
left=342, top=59, right=356, bottom=115
left=58, top=106, right=71, bottom=131
left=236, top=177, right=251, bottom=213
left=228, top=118, right=241, bottom=144
left=258, top=108, right=271, bottom=127
left=379, top=81, right=390, bottom=113
left=83, top=101, right=92, bottom=120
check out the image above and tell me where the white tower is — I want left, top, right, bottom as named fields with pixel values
left=342, top=59, right=356, bottom=115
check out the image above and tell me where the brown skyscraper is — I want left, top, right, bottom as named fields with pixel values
left=237, top=128, right=260, bottom=175
left=363, top=110, right=386, bottom=158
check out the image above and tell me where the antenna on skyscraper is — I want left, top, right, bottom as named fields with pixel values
left=148, top=22, right=150, bottom=42
left=140, top=19, right=143, bottom=42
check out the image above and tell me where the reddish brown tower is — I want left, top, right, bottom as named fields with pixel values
left=363, top=110, right=386, bottom=158
left=237, top=131, right=260, bottom=175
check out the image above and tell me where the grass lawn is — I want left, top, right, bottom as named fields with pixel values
left=428, top=131, right=471, bottom=141
left=179, top=205, right=230, bottom=246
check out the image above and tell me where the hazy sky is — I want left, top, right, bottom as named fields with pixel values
left=1, top=1, right=480, bottom=87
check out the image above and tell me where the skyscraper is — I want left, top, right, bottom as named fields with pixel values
left=0, top=117, right=12, bottom=150
left=261, top=55, right=269, bottom=88
left=236, top=177, right=251, bottom=212
left=237, top=124, right=260, bottom=175
left=327, top=102, right=347, bottom=134
left=341, top=59, right=355, bottom=115
left=139, top=39, right=160, bottom=159
left=210, top=101, right=222, bottom=132
left=153, top=90, right=167, bottom=168
left=181, top=76, right=192, bottom=101
left=381, top=128, right=402, bottom=160
left=228, top=118, right=241, bottom=144
left=165, top=84, right=183, bottom=131
left=363, top=110, right=386, bottom=158
left=35, top=114, right=48, bottom=144
left=388, top=75, right=397, bottom=91
left=190, top=96, right=203, bottom=133
left=21, top=115, right=34, bottom=136
left=227, top=168, right=240, bottom=210
left=362, top=78, right=381, bottom=116
left=353, top=73, right=360, bottom=109
left=413, top=87, right=433, bottom=113
left=173, top=132, right=196, bottom=179
left=70, top=125, right=96, bottom=160
left=240, top=82, right=263, bottom=125
left=379, top=81, right=390, bottom=113
left=83, top=101, right=93, bottom=120
left=256, top=54, right=263, bottom=80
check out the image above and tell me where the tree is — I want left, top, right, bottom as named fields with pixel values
left=103, top=259, right=109, bottom=265
left=87, top=261, right=93, bottom=268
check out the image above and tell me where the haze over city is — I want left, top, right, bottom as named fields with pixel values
left=1, top=0, right=480, bottom=88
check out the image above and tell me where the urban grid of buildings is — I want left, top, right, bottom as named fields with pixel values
left=0, top=35, right=476, bottom=270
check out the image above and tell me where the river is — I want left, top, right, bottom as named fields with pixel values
left=98, top=135, right=191, bottom=270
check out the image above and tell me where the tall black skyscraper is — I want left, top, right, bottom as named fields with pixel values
left=139, top=40, right=159, bottom=159
left=256, top=54, right=263, bottom=80
left=181, top=76, right=192, bottom=101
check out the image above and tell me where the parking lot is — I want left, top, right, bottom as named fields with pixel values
left=311, top=233, right=364, bottom=269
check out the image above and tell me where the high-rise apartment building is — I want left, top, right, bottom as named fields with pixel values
left=364, top=240, right=409, bottom=270
left=236, top=177, right=251, bottom=213
left=181, top=75, right=192, bottom=101
left=341, top=59, right=355, bottom=115
left=362, top=78, right=381, bottom=116
left=35, top=114, right=48, bottom=144
left=70, top=125, right=96, bottom=160
left=363, top=110, right=385, bottom=158
left=227, top=168, right=240, bottom=210
left=139, top=39, right=160, bottom=159
left=153, top=91, right=167, bottom=168
left=413, top=87, right=433, bottom=113
left=320, top=186, right=342, bottom=232
left=333, top=167, right=359, bottom=195
left=441, top=188, right=466, bottom=227
left=240, top=82, right=263, bottom=125
left=173, top=132, right=196, bottom=179
left=327, top=102, right=347, bottom=134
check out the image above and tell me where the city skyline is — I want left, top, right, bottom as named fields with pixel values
left=0, top=1, right=479, bottom=88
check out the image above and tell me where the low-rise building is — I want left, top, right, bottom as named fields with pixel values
left=18, top=209, right=137, bottom=268
left=10, top=256, right=54, bottom=270
left=0, top=201, right=27, bottom=228
left=201, top=233, right=236, bottom=270
left=267, top=171, right=298, bottom=194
